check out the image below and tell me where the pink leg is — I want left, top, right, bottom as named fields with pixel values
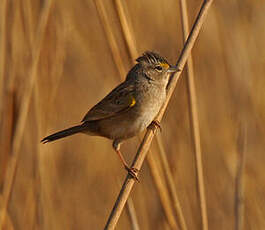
left=113, top=140, right=139, bottom=182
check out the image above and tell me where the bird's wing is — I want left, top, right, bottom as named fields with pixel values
left=81, top=81, right=136, bottom=122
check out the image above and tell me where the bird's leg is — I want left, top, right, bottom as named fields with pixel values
left=148, top=120, right=162, bottom=133
left=116, top=149, right=139, bottom=182
left=113, top=140, right=139, bottom=182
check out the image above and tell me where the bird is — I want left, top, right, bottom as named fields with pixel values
left=41, top=51, right=177, bottom=180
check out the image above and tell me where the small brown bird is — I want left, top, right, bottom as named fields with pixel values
left=41, top=51, right=177, bottom=180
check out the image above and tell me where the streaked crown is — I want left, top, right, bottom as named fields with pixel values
left=136, top=51, right=170, bottom=69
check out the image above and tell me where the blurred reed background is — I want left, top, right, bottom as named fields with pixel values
left=0, top=0, right=265, bottom=229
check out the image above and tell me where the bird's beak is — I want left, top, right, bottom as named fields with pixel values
left=167, top=65, right=180, bottom=73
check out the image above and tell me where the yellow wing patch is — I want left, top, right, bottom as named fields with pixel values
left=160, top=62, right=169, bottom=69
left=129, top=96, right=136, bottom=107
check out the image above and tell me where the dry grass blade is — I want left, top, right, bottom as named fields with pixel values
left=0, top=0, right=53, bottom=228
left=93, top=0, right=126, bottom=77
left=21, top=180, right=37, bottom=230
left=179, top=0, right=208, bottom=229
left=156, top=133, right=187, bottom=230
left=0, top=195, right=14, bottom=230
left=104, top=1, right=214, bottom=229
left=147, top=153, right=178, bottom=230
left=0, top=0, right=7, bottom=117
left=22, top=0, right=34, bottom=46
left=126, top=197, right=140, bottom=230
left=34, top=17, right=66, bottom=229
left=139, top=135, right=179, bottom=229
left=235, top=123, right=247, bottom=230
left=114, top=0, right=138, bottom=61
left=0, top=89, right=15, bottom=189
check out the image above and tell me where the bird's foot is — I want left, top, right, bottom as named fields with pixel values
left=125, top=165, right=139, bottom=182
left=148, top=120, right=162, bottom=133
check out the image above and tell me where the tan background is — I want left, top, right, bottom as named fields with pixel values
left=0, top=0, right=265, bottom=229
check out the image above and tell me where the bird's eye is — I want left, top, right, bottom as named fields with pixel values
left=155, top=65, right=163, bottom=72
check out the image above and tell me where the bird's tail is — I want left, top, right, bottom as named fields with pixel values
left=41, top=124, right=86, bottom=144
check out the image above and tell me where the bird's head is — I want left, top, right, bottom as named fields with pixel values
left=135, top=51, right=177, bottom=82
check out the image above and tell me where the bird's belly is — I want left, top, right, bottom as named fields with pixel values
left=134, top=105, right=160, bottom=130
left=107, top=113, right=153, bottom=140
left=107, top=96, right=164, bottom=140
left=96, top=89, right=166, bottom=140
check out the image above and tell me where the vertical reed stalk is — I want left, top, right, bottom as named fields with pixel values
left=113, top=0, right=138, bottom=61
left=126, top=197, right=140, bottom=230
left=147, top=153, right=178, bottom=230
left=179, top=0, right=208, bottom=229
left=235, top=124, right=247, bottom=230
left=0, top=1, right=53, bottom=228
left=0, top=0, right=7, bottom=116
left=93, top=0, right=126, bottom=77
left=156, top=132, right=187, bottom=230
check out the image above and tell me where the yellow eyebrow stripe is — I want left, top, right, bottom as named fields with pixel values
left=160, top=63, right=169, bottom=69
left=129, top=96, right=136, bottom=107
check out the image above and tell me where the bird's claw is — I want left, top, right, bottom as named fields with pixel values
left=148, top=120, right=162, bottom=133
left=125, top=166, right=139, bottom=182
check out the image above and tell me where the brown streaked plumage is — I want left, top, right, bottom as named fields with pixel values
left=41, top=51, right=177, bottom=180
